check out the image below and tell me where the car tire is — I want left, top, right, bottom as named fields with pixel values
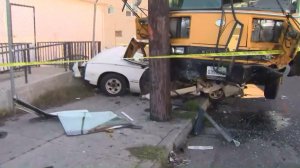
left=100, top=73, right=128, bottom=96
left=264, top=77, right=281, bottom=99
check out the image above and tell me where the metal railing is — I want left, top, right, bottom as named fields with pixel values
left=0, top=41, right=101, bottom=83
left=37, top=41, right=101, bottom=62
left=0, top=43, right=32, bottom=72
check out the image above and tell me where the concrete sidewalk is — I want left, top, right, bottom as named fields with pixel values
left=0, top=66, right=66, bottom=89
left=0, top=94, right=192, bottom=168
left=0, top=66, right=77, bottom=113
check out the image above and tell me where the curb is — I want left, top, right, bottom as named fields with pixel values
left=143, top=97, right=211, bottom=168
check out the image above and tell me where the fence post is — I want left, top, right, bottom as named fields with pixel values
left=36, top=42, right=40, bottom=67
left=63, top=43, right=68, bottom=72
left=23, top=49, right=28, bottom=84
left=97, top=42, right=101, bottom=56
left=26, top=44, right=31, bottom=74
left=67, top=42, right=73, bottom=70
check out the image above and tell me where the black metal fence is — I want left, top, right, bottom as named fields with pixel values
left=0, top=43, right=32, bottom=72
left=37, top=41, right=101, bottom=62
left=0, top=41, right=101, bottom=83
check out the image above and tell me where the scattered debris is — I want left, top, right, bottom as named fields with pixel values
left=168, top=151, right=190, bottom=167
left=187, top=146, right=213, bottom=150
left=267, top=111, right=291, bottom=131
left=57, top=110, right=142, bottom=136
left=14, top=98, right=58, bottom=118
left=121, top=112, right=134, bottom=122
left=0, top=131, right=8, bottom=139
left=14, top=98, right=142, bottom=136
left=141, top=94, right=150, bottom=100
left=171, top=86, right=197, bottom=97
left=75, top=98, right=81, bottom=100
left=281, top=95, right=288, bottom=100
left=232, top=139, right=241, bottom=147
left=141, top=86, right=198, bottom=100
left=203, top=111, right=240, bottom=147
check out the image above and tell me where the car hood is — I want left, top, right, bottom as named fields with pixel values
left=88, top=46, right=127, bottom=64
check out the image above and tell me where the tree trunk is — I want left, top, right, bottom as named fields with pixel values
left=148, top=0, right=171, bottom=121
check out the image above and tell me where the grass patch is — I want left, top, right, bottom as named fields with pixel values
left=128, top=145, right=171, bottom=168
left=128, top=145, right=166, bottom=161
left=171, top=99, right=200, bottom=120
left=32, top=84, right=94, bottom=109
left=0, top=109, right=10, bottom=118
left=172, top=110, right=197, bottom=120
left=183, top=100, right=199, bottom=112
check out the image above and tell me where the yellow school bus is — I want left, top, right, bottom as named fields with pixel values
left=125, top=0, right=300, bottom=100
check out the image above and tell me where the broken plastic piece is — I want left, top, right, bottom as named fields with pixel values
left=121, top=112, right=134, bottom=121
left=58, top=110, right=119, bottom=136
left=57, top=110, right=141, bottom=136
left=188, top=146, right=214, bottom=150
left=233, top=139, right=241, bottom=147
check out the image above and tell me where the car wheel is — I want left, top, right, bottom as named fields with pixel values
left=100, top=74, right=127, bottom=96
left=264, top=77, right=281, bottom=99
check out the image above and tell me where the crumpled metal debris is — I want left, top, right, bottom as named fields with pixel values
left=168, top=151, right=190, bottom=167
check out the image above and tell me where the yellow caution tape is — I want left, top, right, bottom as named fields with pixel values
left=0, top=50, right=283, bottom=67
left=125, top=50, right=283, bottom=60
left=0, top=60, right=87, bottom=67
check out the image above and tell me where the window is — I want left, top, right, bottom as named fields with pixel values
left=170, top=17, right=191, bottom=38
left=115, top=31, right=122, bottom=37
left=223, top=0, right=296, bottom=13
left=169, top=0, right=222, bottom=10
left=108, top=6, right=114, bottom=14
left=251, top=19, right=283, bottom=42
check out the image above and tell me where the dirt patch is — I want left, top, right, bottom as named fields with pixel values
left=0, top=109, right=26, bottom=123
left=31, top=84, right=95, bottom=109
left=0, top=109, right=10, bottom=118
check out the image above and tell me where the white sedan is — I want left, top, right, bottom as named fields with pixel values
left=73, top=39, right=149, bottom=96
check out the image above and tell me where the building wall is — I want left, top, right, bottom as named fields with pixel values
left=0, top=0, right=103, bottom=44
left=0, top=0, right=148, bottom=49
left=99, top=0, right=148, bottom=49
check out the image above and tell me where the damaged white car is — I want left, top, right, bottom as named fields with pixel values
left=73, top=39, right=150, bottom=96
left=74, top=38, right=246, bottom=101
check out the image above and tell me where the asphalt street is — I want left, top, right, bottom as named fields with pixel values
left=182, top=76, right=300, bottom=168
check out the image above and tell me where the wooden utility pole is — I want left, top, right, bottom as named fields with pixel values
left=148, top=0, right=171, bottom=121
